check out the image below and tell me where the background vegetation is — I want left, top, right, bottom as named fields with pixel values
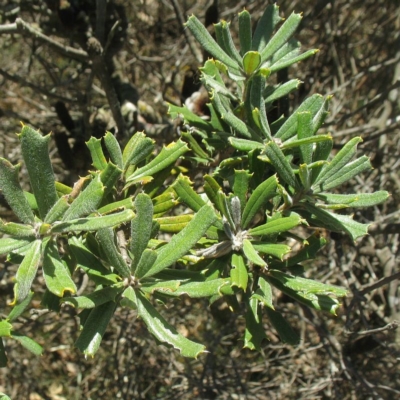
left=0, top=0, right=399, bottom=398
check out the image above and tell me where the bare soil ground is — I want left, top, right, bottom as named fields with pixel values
left=0, top=0, right=399, bottom=399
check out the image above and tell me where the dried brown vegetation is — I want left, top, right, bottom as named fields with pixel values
left=0, top=0, right=399, bottom=398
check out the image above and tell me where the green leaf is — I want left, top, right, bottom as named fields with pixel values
left=0, top=321, right=12, bottom=337
left=51, top=209, right=134, bottom=233
left=144, top=205, right=217, bottom=279
left=152, top=191, right=178, bottom=216
left=233, top=169, right=252, bottom=214
left=96, top=228, right=131, bottom=279
left=44, top=196, right=70, bottom=223
left=18, top=125, right=58, bottom=219
left=252, top=277, right=274, bottom=309
left=136, top=290, right=205, bottom=358
left=12, top=240, right=41, bottom=304
left=252, top=243, right=291, bottom=260
left=68, top=237, right=119, bottom=285
left=97, top=197, right=134, bottom=215
left=135, top=249, right=158, bottom=280
left=230, top=252, right=248, bottom=290
left=265, top=308, right=300, bottom=345
left=260, top=12, right=302, bottom=66
left=185, top=15, right=240, bottom=70
left=42, top=238, right=77, bottom=297
left=242, top=239, right=266, bottom=267
left=242, top=174, right=278, bottom=229
left=11, top=332, right=43, bottom=356
left=86, top=137, right=107, bottom=170
left=238, top=10, right=252, bottom=55
left=228, top=137, right=264, bottom=152
left=269, top=49, right=318, bottom=73
left=0, top=158, right=35, bottom=223
left=252, top=4, right=282, bottom=52
left=104, top=131, right=123, bottom=169
left=0, top=390, right=11, bottom=400
left=130, top=193, right=154, bottom=271
left=99, top=162, right=123, bottom=197
left=248, top=213, right=303, bottom=236
left=122, top=131, right=155, bottom=170
left=155, top=214, right=193, bottom=233
left=62, top=174, right=104, bottom=221
left=62, top=285, right=124, bottom=309
left=172, top=175, right=206, bottom=212
left=125, top=140, right=188, bottom=184
left=316, top=191, right=390, bottom=208
left=264, top=79, right=302, bottom=106
left=243, top=51, right=261, bottom=75
left=8, top=291, right=34, bottom=322
left=75, top=301, right=117, bottom=357
left=263, top=141, right=298, bottom=188
left=244, top=297, right=267, bottom=350
left=0, top=238, right=33, bottom=256
left=168, top=104, right=212, bottom=134
left=0, top=220, right=36, bottom=238
left=120, top=286, right=137, bottom=309
left=214, top=20, right=242, bottom=65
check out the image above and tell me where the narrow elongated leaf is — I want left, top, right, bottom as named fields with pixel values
left=238, top=10, right=252, bottom=55
left=252, top=277, right=274, bottom=309
left=264, top=79, right=302, bottom=105
left=172, top=175, right=206, bottom=212
left=296, top=112, right=313, bottom=164
left=155, top=214, right=193, bottom=233
left=244, top=297, right=267, bottom=350
left=143, top=205, right=217, bottom=278
left=75, top=301, right=117, bottom=357
left=18, top=125, right=58, bottom=219
left=316, top=191, right=390, bottom=208
left=152, top=192, right=177, bottom=216
left=0, top=237, right=32, bottom=256
left=252, top=4, right=282, bottom=52
left=214, top=20, right=242, bottom=64
left=135, top=249, right=158, bottom=280
left=12, top=240, right=41, bottom=304
left=233, top=170, right=252, bottom=214
left=104, top=131, right=123, bottom=169
left=0, top=158, right=35, bottom=223
left=97, top=198, right=134, bottom=215
left=229, top=137, right=263, bottom=152
left=0, top=220, right=36, bottom=238
left=62, top=285, right=124, bottom=309
left=249, top=213, right=302, bottom=236
left=136, top=290, right=205, bottom=357
left=130, top=193, right=154, bottom=271
left=51, top=209, right=134, bottom=233
left=86, top=137, right=107, bottom=170
left=265, top=308, right=300, bottom=344
left=96, top=228, right=131, bottom=278
left=242, top=239, right=267, bottom=267
left=62, top=174, right=104, bottom=221
left=126, top=140, right=188, bottom=183
left=8, top=291, right=34, bottom=322
left=42, top=238, right=77, bottom=297
left=99, top=162, right=122, bottom=197
left=122, top=131, right=155, bottom=169
left=313, top=137, right=362, bottom=187
left=168, top=104, right=212, bottom=133
left=264, top=141, right=298, bottom=188
left=185, top=15, right=239, bottom=69
left=252, top=243, right=291, bottom=259
left=242, top=175, right=278, bottom=229
left=11, top=332, right=43, bottom=355
left=260, top=12, right=302, bottom=65
left=269, top=49, right=318, bottom=73
left=44, top=196, right=69, bottom=223
left=231, top=252, right=248, bottom=290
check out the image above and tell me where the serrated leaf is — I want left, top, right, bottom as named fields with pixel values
left=96, top=228, right=131, bottom=279
left=316, top=191, right=390, bottom=208
left=86, top=137, right=107, bottom=170
left=144, top=205, right=217, bottom=279
left=252, top=243, right=291, bottom=260
left=104, top=131, right=123, bottom=169
left=62, top=285, right=124, bottom=309
left=51, top=209, right=134, bottom=233
left=18, top=125, right=58, bottom=219
left=264, top=141, right=298, bottom=188
left=249, top=213, right=302, bottom=236
left=11, top=332, right=43, bottom=355
left=231, top=252, right=248, bottom=290
left=42, top=238, right=77, bottom=297
left=265, top=308, right=300, bottom=344
left=136, top=290, right=205, bottom=358
left=75, top=301, right=116, bottom=357
left=62, top=174, right=104, bottom=221
left=0, top=158, right=35, bottom=223
left=126, top=140, right=188, bottom=184
left=12, top=240, right=41, bottom=304
left=242, top=174, right=278, bottom=229
left=172, top=174, right=206, bottom=212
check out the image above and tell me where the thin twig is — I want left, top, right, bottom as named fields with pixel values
left=345, top=321, right=399, bottom=337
